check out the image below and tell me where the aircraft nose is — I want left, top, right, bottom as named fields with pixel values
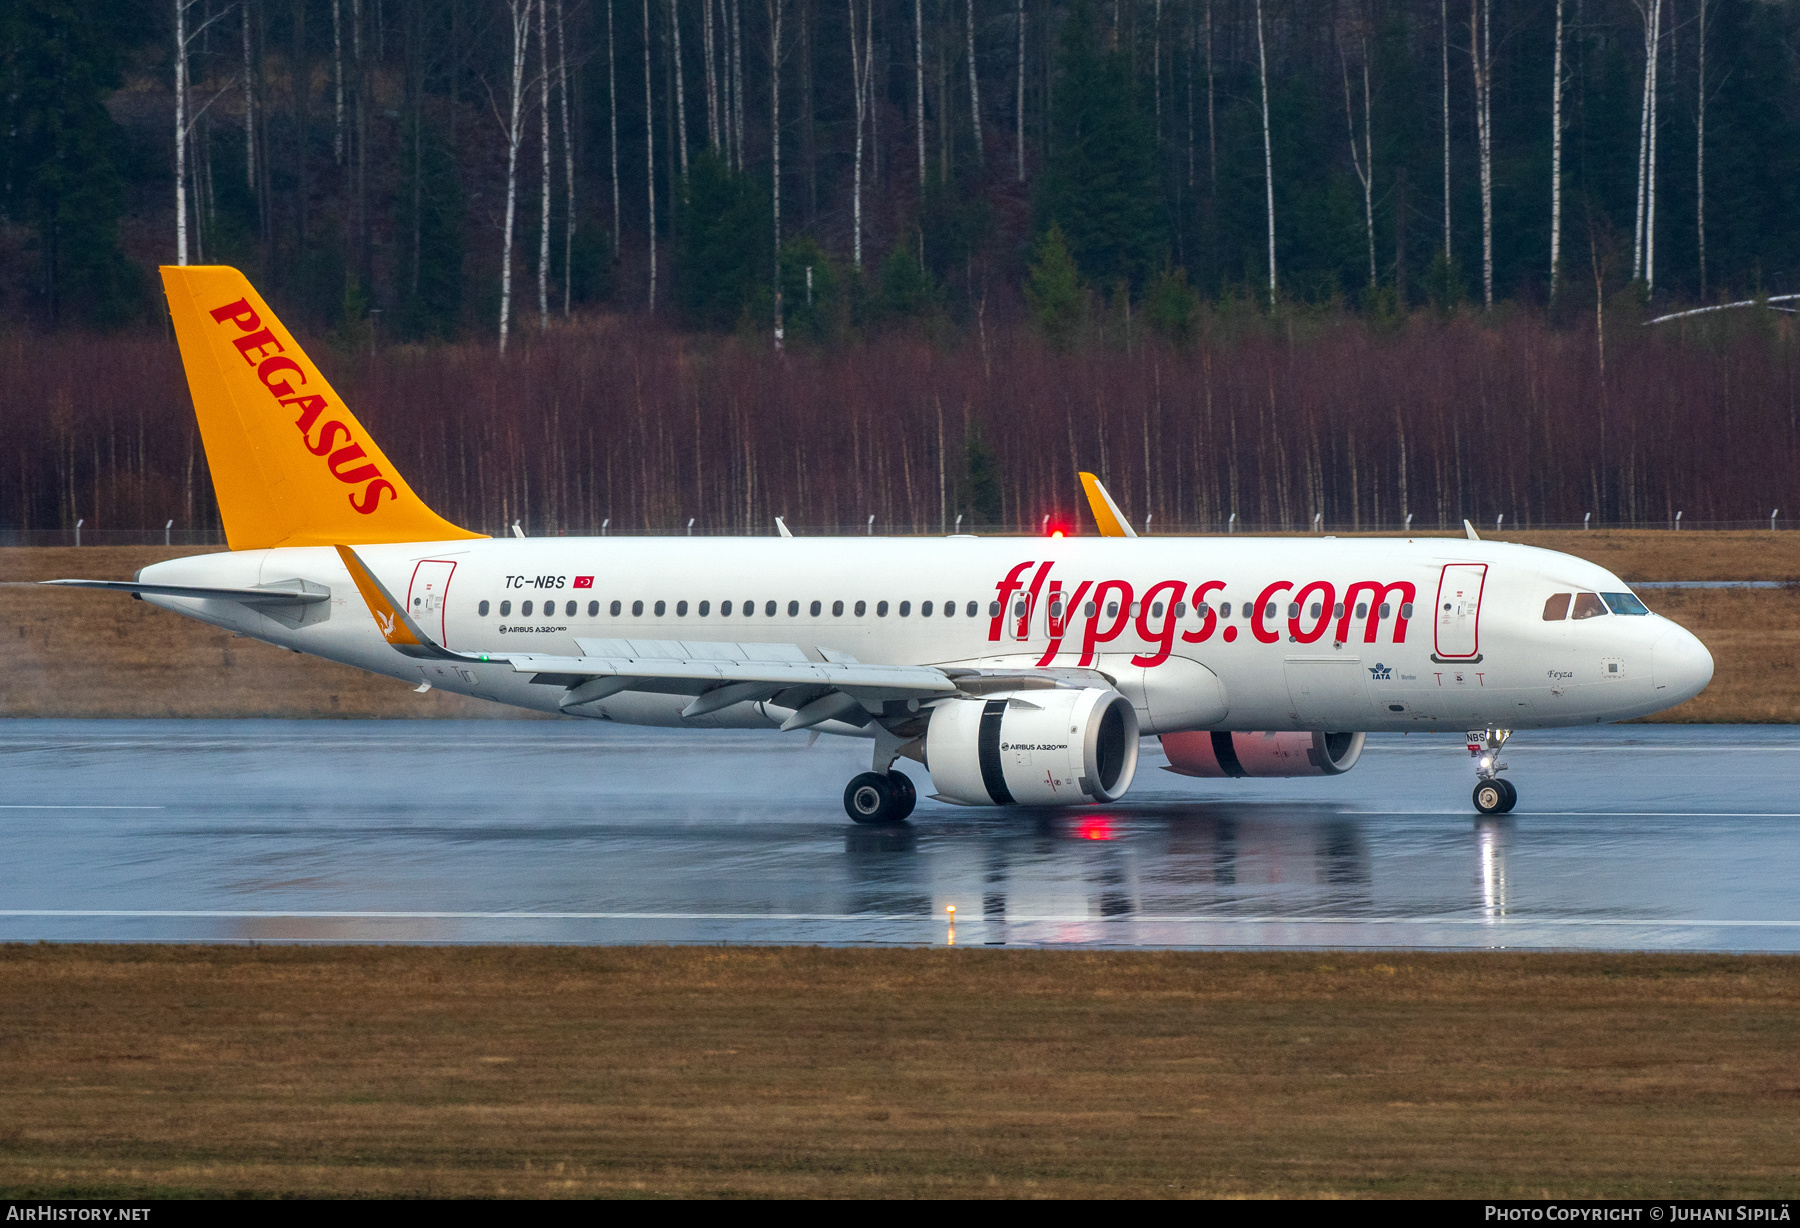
left=1651, top=625, right=1714, bottom=704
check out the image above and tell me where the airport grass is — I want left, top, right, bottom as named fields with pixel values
left=0, top=945, right=1795, bottom=1199
left=6, top=536, right=1800, bottom=721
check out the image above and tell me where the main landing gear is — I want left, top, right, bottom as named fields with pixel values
left=1468, top=727, right=1517, bottom=815
left=844, top=770, right=917, bottom=824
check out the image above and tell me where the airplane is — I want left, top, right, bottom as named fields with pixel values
left=44, top=266, right=1714, bottom=823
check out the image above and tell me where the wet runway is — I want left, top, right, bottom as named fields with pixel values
left=1, top=719, right=1797, bottom=950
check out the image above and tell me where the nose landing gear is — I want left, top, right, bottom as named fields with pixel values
left=1468, top=727, right=1517, bottom=814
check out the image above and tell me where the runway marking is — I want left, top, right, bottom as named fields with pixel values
left=0, top=805, right=165, bottom=810
left=2, top=910, right=1797, bottom=927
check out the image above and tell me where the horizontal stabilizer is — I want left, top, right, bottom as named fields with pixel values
left=42, top=578, right=330, bottom=605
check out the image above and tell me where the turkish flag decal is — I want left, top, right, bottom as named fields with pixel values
left=573, top=576, right=594, bottom=589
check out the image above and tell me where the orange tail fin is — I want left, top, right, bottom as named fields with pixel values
left=161, top=265, right=484, bottom=550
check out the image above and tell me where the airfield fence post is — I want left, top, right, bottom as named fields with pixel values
left=75, top=518, right=83, bottom=547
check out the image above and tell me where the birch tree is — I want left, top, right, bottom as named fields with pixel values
left=849, top=0, right=871, bottom=267
left=1632, top=0, right=1663, bottom=289
left=732, top=0, right=744, bottom=169
left=644, top=0, right=657, bottom=310
left=966, top=0, right=982, bottom=162
left=1695, top=0, right=1708, bottom=296
left=172, top=0, right=233, bottom=266
left=1471, top=0, right=1494, bottom=308
left=609, top=0, right=621, bottom=255
left=556, top=0, right=575, bottom=317
left=1441, top=0, right=1451, bottom=261
left=915, top=0, right=927, bottom=187
left=703, top=0, right=720, bottom=149
left=670, top=0, right=689, bottom=174
left=498, top=0, right=532, bottom=352
left=770, top=0, right=785, bottom=350
left=333, top=0, right=345, bottom=163
left=1015, top=0, right=1024, bottom=181
left=538, top=0, right=552, bottom=328
left=1550, top=0, right=1564, bottom=297
left=1342, top=39, right=1375, bottom=289
left=1255, top=0, right=1275, bottom=306
left=241, top=0, right=255, bottom=191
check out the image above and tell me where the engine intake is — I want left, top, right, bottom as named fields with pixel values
left=925, top=687, right=1139, bottom=806
left=1161, top=730, right=1366, bottom=778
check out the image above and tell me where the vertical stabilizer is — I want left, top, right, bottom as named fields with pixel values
left=160, top=265, right=484, bottom=550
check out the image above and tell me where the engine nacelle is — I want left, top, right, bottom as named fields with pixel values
left=1161, top=730, right=1366, bottom=778
left=925, top=687, right=1140, bottom=806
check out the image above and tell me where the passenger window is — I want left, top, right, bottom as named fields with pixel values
left=832, top=600, right=844, bottom=617
left=1219, top=602, right=1231, bottom=618
left=1399, top=602, right=1412, bottom=618
left=587, top=600, right=599, bottom=617
left=721, top=601, right=732, bottom=616
left=676, top=600, right=688, bottom=616
left=1174, top=602, right=1187, bottom=618
left=766, top=601, right=777, bottom=616
left=1264, top=603, right=1276, bottom=619
left=654, top=600, right=666, bottom=617
left=565, top=601, right=577, bottom=616
left=1542, top=592, right=1572, bottom=620
left=1287, top=603, right=1301, bottom=618
left=1602, top=592, right=1650, bottom=615
left=1106, top=602, right=1118, bottom=617
left=854, top=600, right=866, bottom=617
left=610, top=600, right=622, bottom=616
left=478, top=600, right=490, bottom=616
left=545, top=602, right=556, bottom=618
left=993, top=602, right=1004, bottom=618
left=788, top=600, right=800, bottom=617
left=522, top=600, right=534, bottom=616
left=966, top=601, right=978, bottom=617
left=899, top=601, right=911, bottom=616
left=1084, top=602, right=1096, bottom=617
left=1380, top=603, right=1392, bottom=619
left=1356, top=602, right=1368, bottom=618
left=499, top=601, right=511, bottom=616
left=1571, top=592, right=1608, bottom=620
left=876, top=601, right=888, bottom=617
left=944, top=601, right=955, bottom=617
left=631, top=600, right=643, bottom=616
left=1309, top=603, right=1322, bottom=619
left=1333, top=602, right=1344, bottom=618
left=698, top=601, right=710, bottom=616
left=922, top=601, right=934, bottom=616
left=809, top=600, right=822, bottom=617
left=1153, top=602, right=1165, bottom=618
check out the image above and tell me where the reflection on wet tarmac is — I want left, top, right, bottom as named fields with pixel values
left=1, top=720, right=1798, bottom=949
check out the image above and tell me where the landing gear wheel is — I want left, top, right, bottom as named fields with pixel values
left=887, top=770, right=918, bottom=820
left=845, top=772, right=907, bottom=824
left=1473, top=778, right=1517, bottom=815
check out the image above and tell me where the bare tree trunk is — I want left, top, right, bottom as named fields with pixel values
left=1472, top=0, right=1493, bottom=308
left=670, top=0, right=689, bottom=174
left=1205, top=0, right=1215, bottom=190
left=1255, top=0, right=1275, bottom=307
left=1441, top=0, right=1451, bottom=260
left=499, top=0, right=531, bottom=352
left=770, top=0, right=784, bottom=351
left=1152, top=0, right=1160, bottom=142
left=539, top=0, right=553, bottom=328
left=966, top=0, right=981, bottom=162
left=850, top=0, right=868, bottom=268
left=731, top=0, right=744, bottom=168
left=1015, top=0, right=1024, bottom=180
left=1696, top=0, right=1707, bottom=297
left=175, top=0, right=189, bottom=265
left=1342, top=41, right=1375, bottom=289
left=333, top=0, right=345, bottom=163
left=1632, top=0, right=1661, bottom=284
left=557, top=0, right=575, bottom=317
left=1550, top=0, right=1564, bottom=298
left=915, top=0, right=926, bottom=188
left=1645, top=0, right=1660, bottom=294
left=703, top=0, right=719, bottom=149
left=609, top=0, right=621, bottom=256
left=645, top=0, right=657, bottom=310
left=242, top=0, right=255, bottom=190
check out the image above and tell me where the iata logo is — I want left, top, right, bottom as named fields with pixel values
left=1369, top=662, right=1393, bottom=680
left=208, top=297, right=397, bottom=515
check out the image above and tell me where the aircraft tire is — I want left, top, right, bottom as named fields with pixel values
left=1473, top=778, right=1514, bottom=815
left=845, top=772, right=904, bottom=824
left=888, top=771, right=918, bottom=820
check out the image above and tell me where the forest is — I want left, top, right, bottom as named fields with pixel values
left=3, top=0, right=1800, bottom=534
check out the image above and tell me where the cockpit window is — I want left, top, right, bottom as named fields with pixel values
left=1602, top=592, right=1650, bottom=615
left=1542, top=593, right=1572, bottom=621
left=1571, top=592, right=1608, bottom=620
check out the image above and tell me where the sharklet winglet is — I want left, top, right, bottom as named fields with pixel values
left=334, top=545, right=481, bottom=662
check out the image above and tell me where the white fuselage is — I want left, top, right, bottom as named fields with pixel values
left=137, top=534, right=1714, bottom=735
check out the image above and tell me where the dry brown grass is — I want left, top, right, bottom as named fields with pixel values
left=0, top=946, right=1794, bottom=1199
left=3, top=538, right=1798, bottom=721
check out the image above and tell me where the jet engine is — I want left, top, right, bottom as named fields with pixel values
left=1161, top=730, right=1366, bottom=778
left=925, top=687, right=1139, bottom=806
